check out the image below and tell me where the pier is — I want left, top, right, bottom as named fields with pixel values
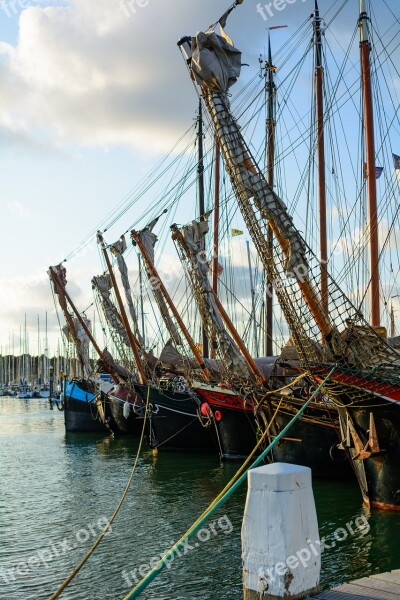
left=311, top=570, right=400, bottom=600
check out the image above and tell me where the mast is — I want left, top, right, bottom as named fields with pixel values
left=359, top=0, right=380, bottom=326
left=246, top=240, right=259, bottom=357
left=45, top=311, right=48, bottom=383
left=138, top=254, right=146, bottom=348
left=314, top=1, right=329, bottom=317
left=97, top=232, right=147, bottom=384
left=211, top=139, right=221, bottom=359
left=132, top=229, right=212, bottom=381
left=37, top=315, right=40, bottom=384
left=197, top=99, right=209, bottom=358
left=48, top=266, right=121, bottom=383
left=265, top=32, right=276, bottom=356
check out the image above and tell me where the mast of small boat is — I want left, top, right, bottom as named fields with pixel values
left=37, top=314, right=40, bottom=384
left=265, top=31, right=276, bottom=356
left=197, top=99, right=209, bottom=358
left=8, top=332, right=11, bottom=386
left=97, top=232, right=147, bottom=385
left=45, top=311, right=48, bottom=384
left=211, top=138, right=221, bottom=359
left=359, top=0, right=380, bottom=327
left=314, top=1, right=329, bottom=318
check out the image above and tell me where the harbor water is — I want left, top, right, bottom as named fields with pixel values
left=1, top=396, right=400, bottom=600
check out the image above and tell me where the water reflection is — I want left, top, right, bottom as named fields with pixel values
left=0, top=397, right=399, bottom=600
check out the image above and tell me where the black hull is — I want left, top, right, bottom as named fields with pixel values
left=108, top=396, right=145, bottom=436
left=213, top=407, right=258, bottom=460
left=338, top=402, right=400, bottom=509
left=272, top=410, right=350, bottom=479
left=194, top=388, right=258, bottom=459
left=136, top=385, right=218, bottom=453
left=64, top=396, right=108, bottom=433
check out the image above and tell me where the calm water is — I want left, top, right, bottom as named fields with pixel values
left=1, top=397, right=400, bottom=600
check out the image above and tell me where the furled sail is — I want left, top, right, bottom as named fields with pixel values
left=181, top=27, right=400, bottom=370
left=137, top=230, right=182, bottom=346
left=173, top=219, right=250, bottom=379
left=92, top=273, right=130, bottom=348
left=48, top=264, right=92, bottom=377
left=190, top=31, right=308, bottom=279
left=110, top=235, right=144, bottom=346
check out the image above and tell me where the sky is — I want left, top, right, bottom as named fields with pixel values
left=0, top=0, right=399, bottom=358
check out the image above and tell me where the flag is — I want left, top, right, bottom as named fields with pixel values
left=232, top=228, right=244, bottom=237
left=363, top=163, right=384, bottom=179
left=393, top=153, right=400, bottom=170
left=269, top=25, right=288, bottom=30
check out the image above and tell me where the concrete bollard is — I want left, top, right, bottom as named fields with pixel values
left=242, top=463, right=321, bottom=600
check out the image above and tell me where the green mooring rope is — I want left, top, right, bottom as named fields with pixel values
left=122, top=366, right=337, bottom=599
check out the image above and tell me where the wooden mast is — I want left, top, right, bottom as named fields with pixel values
left=171, top=225, right=266, bottom=385
left=265, top=33, right=275, bottom=356
left=197, top=99, right=209, bottom=358
left=359, top=0, right=380, bottom=326
left=314, top=1, right=329, bottom=318
left=48, top=266, right=121, bottom=383
left=97, top=232, right=147, bottom=385
left=131, top=229, right=212, bottom=381
left=211, top=139, right=221, bottom=359
left=138, top=254, right=146, bottom=348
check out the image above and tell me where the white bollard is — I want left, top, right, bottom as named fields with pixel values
left=242, top=463, right=321, bottom=600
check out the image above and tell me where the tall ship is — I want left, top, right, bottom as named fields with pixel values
left=48, top=0, right=400, bottom=507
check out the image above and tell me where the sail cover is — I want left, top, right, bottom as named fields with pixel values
left=177, top=219, right=250, bottom=378
left=138, top=231, right=182, bottom=346
left=191, top=31, right=242, bottom=93
left=92, top=274, right=131, bottom=348
left=111, top=235, right=144, bottom=346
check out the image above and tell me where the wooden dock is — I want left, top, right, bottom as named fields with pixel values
left=312, top=569, right=400, bottom=600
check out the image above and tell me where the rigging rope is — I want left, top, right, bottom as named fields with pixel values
left=121, top=367, right=336, bottom=600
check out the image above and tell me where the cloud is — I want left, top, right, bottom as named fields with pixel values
left=7, top=199, right=30, bottom=218
left=0, top=266, right=95, bottom=352
left=0, top=0, right=261, bottom=154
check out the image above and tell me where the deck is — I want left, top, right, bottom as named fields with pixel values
left=312, top=570, right=400, bottom=600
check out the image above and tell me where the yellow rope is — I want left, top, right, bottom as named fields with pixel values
left=49, top=386, right=151, bottom=600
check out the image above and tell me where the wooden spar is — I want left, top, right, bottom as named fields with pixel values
left=212, top=291, right=266, bottom=385
left=97, top=232, right=147, bottom=385
left=314, top=1, right=329, bottom=317
left=359, top=1, right=380, bottom=327
left=198, top=99, right=209, bottom=359
left=138, top=254, right=146, bottom=347
left=211, top=138, right=221, bottom=359
left=265, top=34, right=275, bottom=357
left=171, top=225, right=266, bottom=384
left=261, top=217, right=331, bottom=337
left=48, top=266, right=121, bottom=383
left=212, top=139, right=221, bottom=299
left=131, top=229, right=212, bottom=381
left=246, top=240, right=259, bottom=357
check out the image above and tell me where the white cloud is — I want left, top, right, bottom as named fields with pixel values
left=7, top=199, right=30, bottom=218
left=0, top=0, right=259, bottom=153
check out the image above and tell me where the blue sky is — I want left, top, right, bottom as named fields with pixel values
left=0, top=0, right=399, bottom=358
